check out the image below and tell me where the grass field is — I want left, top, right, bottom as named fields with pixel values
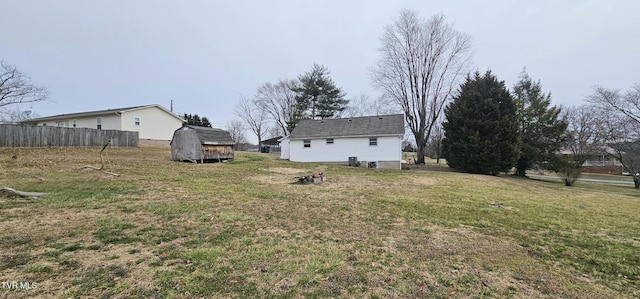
left=1, top=147, right=639, bottom=298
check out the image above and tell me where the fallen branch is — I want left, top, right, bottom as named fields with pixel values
left=1, top=187, right=47, bottom=199
left=80, top=140, right=121, bottom=177
left=81, top=165, right=121, bottom=177
left=294, top=171, right=327, bottom=184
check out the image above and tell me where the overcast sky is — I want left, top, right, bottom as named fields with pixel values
left=2, top=1, right=638, bottom=136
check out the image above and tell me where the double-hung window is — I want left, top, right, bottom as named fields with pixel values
left=369, top=137, right=378, bottom=146
left=303, top=140, right=311, bottom=148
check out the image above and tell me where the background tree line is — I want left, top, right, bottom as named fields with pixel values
left=440, top=69, right=640, bottom=188
left=4, top=9, right=637, bottom=189
left=228, top=9, right=639, bottom=190
left=232, top=64, right=381, bottom=149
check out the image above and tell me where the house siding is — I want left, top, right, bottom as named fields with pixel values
left=279, top=138, right=290, bottom=159
left=37, top=114, right=121, bottom=130
left=120, top=107, right=183, bottom=141
left=32, top=106, right=183, bottom=141
left=289, top=135, right=401, bottom=169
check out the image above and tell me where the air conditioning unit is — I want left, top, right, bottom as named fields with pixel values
left=348, top=156, right=358, bottom=167
left=367, top=161, right=378, bottom=169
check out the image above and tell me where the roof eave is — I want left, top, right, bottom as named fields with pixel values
left=289, top=133, right=403, bottom=140
left=202, top=142, right=234, bottom=145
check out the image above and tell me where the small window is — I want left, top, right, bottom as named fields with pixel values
left=57, top=121, right=67, bottom=127
left=42, top=123, right=47, bottom=127
left=96, top=117, right=102, bottom=130
left=303, top=140, right=311, bottom=148
left=369, top=137, right=378, bottom=146
left=134, top=117, right=141, bottom=126
left=326, top=138, right=334, bottom=144
left=72, top=120, right=77, bottom=128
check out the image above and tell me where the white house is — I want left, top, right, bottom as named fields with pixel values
left=281, top=114, right=405, bottom=169
left=22, top=104, right=185, bottom=145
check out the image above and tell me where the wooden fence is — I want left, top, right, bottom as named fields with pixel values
left=0, top=124, right=138, bottom=147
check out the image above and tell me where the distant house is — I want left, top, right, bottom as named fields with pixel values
left=171, top=125, right=234, bottom=163
left=21, top=104, right=184, bottom=146
left=280, top=114, right=405, bottom=169
left=261, top=136, right=283, bottom=153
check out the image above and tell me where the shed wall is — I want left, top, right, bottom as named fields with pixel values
left=171, top=129, right=203, bottom=161
left=202, top=144, right=234, bottom=160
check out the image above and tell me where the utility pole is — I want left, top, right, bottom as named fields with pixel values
left=170, top=99, right=174, bottom=112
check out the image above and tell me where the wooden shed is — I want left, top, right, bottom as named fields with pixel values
left=171, top=125, right=234, bottom=163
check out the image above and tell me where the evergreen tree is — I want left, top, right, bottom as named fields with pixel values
left=292, top=64, right=348, bottom=121
left=201, top=116, right=212, bottom=127
left=193, top=114, right=202, bottom=126
left=442, top=71, right=519, bottom=175
left=182, top=113, right=212, bottom=127
left=513, top=70, right=567, bottom=177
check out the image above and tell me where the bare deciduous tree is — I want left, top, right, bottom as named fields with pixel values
left=553, top=105, right=603, bottom=186
left=372, top=10, right=472, bottom=164
left=564, top=105, right=603, bottom=164
left=588, top=85, right=640, bottom=188
left=235, top=95, right=267, bottom=149
left=600, top=116, right=640, bottom=188
left=343, top=93, right=400, bottom=117
left=1, top=61, right=49, bottom=108
left=428, top=122, right=444, bottom=164
left=265, top=126, right=284, bottom=140
left=589, top=84, right=640, bottom=125
left=0, top=109, right=40, bottom=124
left=255, top=79, right=300, bottom=135
left=226, top=119, right=247, bottom=150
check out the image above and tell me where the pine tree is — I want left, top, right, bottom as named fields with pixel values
left=442, top=71, right=519, bottom=175
left=201, top=116, right=212, bottom=127
left=193, top=115, right=202, bottom=126
left=183, top=113, right=212, bottom=127
left=292, top=64, right=348, bottom=121
left=513, top=70, right=567, bottom=177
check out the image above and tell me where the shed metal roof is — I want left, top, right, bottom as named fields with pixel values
left=183, top=125, right=234, bottom=145
left=288, top=114, right=405, bottom=139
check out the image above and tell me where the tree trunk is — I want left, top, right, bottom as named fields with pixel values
left=312, top=95, right=317, bottom=119
left=416, top=143, right=427, bottom=164
left=515, top=157, right=527, bottom=177
left=634, top=174, right=640, bottom=189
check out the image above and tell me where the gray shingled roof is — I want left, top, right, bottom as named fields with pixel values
left=186, top=125, right=234, bottom=145
left=289, top=114, right=405, bottom=139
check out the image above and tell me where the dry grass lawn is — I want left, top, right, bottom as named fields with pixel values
left=0, top=147, right=639, bottom=298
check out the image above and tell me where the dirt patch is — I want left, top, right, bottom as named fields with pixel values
left=264, top=167, right=308, bottom=175
left=411, top=176, right=437, bottom=186
left=403, top=163, right=458, bottom=172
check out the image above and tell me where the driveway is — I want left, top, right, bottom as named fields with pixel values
left=528, top=174, right=635, bottom=185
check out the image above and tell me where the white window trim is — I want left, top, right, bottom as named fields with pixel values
left=369, top=137, right=378, bottom=146
left=134, top=117, right=141, bottom=126
left=303, top=140, right=311, bottom=148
